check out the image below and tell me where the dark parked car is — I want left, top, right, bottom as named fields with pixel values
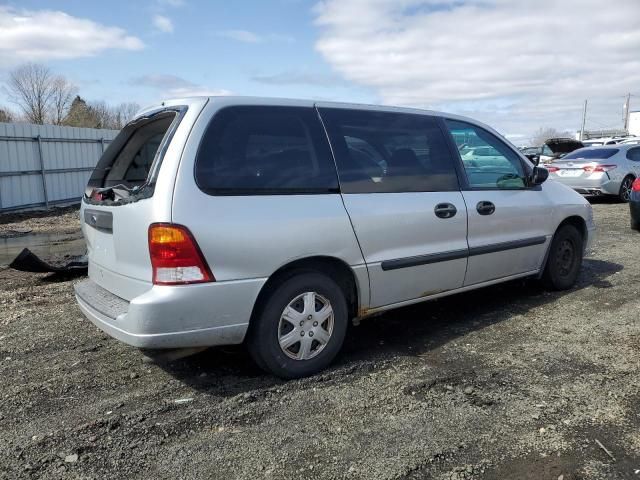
left=539, top=138, right=584, bottom=164
left=630, top=178, right=640, bottom=230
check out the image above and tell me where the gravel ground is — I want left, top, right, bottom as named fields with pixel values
left=0, top=200, right=639, bottom=480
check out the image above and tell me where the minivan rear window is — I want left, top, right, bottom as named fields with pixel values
left=319, top=108, right=459, bottom=193
left=86, top=108, right=183, bottom=203
left=563, top=148, right=618, bottom=160
left=195, top=106, right=338, bottom=194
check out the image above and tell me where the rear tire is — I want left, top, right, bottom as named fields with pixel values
left=631, top=217, right=640, bottom=231
left=542, top=224, right=583, bottom=291
left=619, top=176, right=634, bottom=202
left=246, top=272, right=348, bottom=379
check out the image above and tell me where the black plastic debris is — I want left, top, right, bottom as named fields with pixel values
left=9, top=248, right=88, bottom=275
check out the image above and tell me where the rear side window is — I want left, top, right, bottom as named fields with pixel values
left=563, top=148, right=618, bottom=160
left=195, top=106, right=338, bottom=194
left=626, top=147, right=640, bottom=161
left=319, top=108, right=459, bottom=193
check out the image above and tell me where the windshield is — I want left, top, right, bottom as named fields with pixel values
left=563, top=148, right=618, bottom=160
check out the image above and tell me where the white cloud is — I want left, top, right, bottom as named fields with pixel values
left=218, top=30, right=294, bottom=44
left=152, top=14, right=174, bottom=33
left=0, top=6, right=144, bottom=65
left=132, top=74, right=231, bottom=98
left=314, top=0, right=640, bottom=138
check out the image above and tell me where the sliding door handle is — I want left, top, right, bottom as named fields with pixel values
left=476, top=201, right=495, bottom=215
left=434, top=203, right=457, bottom=219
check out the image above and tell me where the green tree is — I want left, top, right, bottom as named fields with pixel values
left=64, top=96, right=99, bottom=128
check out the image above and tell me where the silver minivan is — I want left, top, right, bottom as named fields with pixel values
left=75, top=97, right=595, bottom=378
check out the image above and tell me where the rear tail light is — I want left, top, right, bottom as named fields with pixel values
left=148, top=223, right=214, bottom=285
left=546, top=166, right=559, bottom=173
left=583, top=164, right=616, bottom=173
left=632, top=178, right=640, bottom=192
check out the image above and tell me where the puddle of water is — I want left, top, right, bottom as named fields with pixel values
left=0, top=232, right=86, bottom=266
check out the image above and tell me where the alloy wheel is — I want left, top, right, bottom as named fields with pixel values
left=621, top=178, right=633, bottom=201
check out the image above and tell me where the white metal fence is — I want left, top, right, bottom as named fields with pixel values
left=0, top=122, right=119, bottom=212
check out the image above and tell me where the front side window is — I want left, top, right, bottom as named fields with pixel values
left=445, top=119, right=526, bottom=189
left=319, top=108, right=459, bottom=193
left=195, top=106, right=338, bottom=194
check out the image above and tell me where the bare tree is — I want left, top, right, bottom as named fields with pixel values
left=7, top=63, right=78, bottom=125
left=7, top=63, right=55, bottom=124
left=88, top=101, right=116, bottom=129
left=0, top=108, right=14, bottom=123
left=530, top=127, right=570, bottom=146
left=112, top=102, right=140, bottom=128
left=50, top=76, right=77, bottom=125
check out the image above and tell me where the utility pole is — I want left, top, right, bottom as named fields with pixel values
left=579, top=99, right=587, bottom=141
left=623, top=93, right=631, bottom=133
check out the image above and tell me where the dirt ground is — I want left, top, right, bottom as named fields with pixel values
left=0, top=200, right=639, bottom=480
left=0, top=206, right=81, bottom=238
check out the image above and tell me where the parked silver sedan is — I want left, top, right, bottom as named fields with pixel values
left=547, top=144, right=640, bottom=201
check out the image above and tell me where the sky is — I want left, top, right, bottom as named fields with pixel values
left=1, top=0, right=639, bottom=144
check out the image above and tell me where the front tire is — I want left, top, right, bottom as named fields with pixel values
left=246, top=272, right=348, bottom=379
left=619, top=176, right=634, bottom=202
left=542, top=224, right=584, bottom=291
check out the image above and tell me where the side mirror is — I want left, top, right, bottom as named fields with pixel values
left=531, top=166, right=549, bottom=185
left=525, top=153, right=540, bottom=165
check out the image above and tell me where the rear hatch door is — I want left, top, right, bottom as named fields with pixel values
left=81, top=98, right=208, bottom=301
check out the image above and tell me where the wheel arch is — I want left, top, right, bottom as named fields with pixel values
left=557, top=215, right=587, bottom=244
left=248, top=256, right=362, bottom=329
left=614, top=173, right=636, bottom=201
left=538, top=214, right=588, bottom=279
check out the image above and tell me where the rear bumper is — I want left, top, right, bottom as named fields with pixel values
left=550, top=174, right=620, bottom=196
left=74, top=276, right=266, bottom=348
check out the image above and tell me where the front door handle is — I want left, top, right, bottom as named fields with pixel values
left=476, top=201, right=495, bottom=215
left=434, top=203, right=457, bottom=219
